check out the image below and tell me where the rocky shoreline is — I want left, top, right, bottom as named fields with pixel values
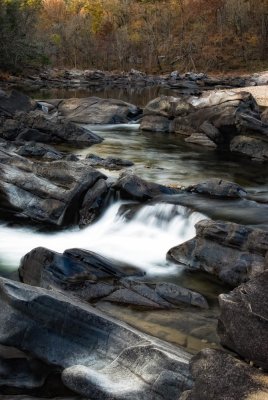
left=0, top=85, right=268, bottom=399
left=1, top=69, right=268, bottom=95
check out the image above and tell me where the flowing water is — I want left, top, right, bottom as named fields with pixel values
left=1, top=87, right=268, bottom=352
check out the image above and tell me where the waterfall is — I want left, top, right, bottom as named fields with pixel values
left=0, top=202, right=206, bottom=275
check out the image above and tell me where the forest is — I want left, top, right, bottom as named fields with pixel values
left=0, top=0, right=268, bottom=73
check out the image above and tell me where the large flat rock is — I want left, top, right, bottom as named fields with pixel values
left=0, top=277, right=192, bottom=399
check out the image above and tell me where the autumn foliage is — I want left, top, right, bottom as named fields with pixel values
left=0, top=0, right=268, bottom=73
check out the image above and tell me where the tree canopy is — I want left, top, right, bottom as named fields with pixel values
left=0, top=0, right=268, bottom=72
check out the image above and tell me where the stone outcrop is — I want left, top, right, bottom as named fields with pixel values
left=0, top=110, right=102, bottom=147
left=0, top=147, right=107, bottom=226
left=141, top=91, right=268, bottom=161
left=19, top=247, right=208, bottom=309
left=180, top=349, right=268, bottom=400
left=0, top=277, right=192, bottom=399
left=167, top=219, right=268, bottom=286
left=218, top=270, right=268, bottom=370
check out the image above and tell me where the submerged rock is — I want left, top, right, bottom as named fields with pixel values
left=218, top=270, right=268, bottom=370
left=155, top=283, right=209, bottom=309
left=167, top=219, right=268, bottom=286
left=180, top=349, right=268, bottom=400
left=0, top=148, right=107, bottom=226
left=0, top=277, right=192, bottom=399
left=85, top=154, right=134, bottom=170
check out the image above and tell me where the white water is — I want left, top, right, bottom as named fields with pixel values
left=0, top=202, right=206, bottom=275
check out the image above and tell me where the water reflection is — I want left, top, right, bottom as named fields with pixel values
left=75, top=128, right=268, bottom=189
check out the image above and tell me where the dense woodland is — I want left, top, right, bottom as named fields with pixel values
left=0, top=0, right=268, bottom=73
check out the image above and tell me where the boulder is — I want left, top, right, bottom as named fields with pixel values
left=180, top=349, right=268, bottom=400
left=0, top=148, right=107, bottom=226
left=0, top=90, right=35, bottom=117
left=113, top=171, right=179, bottom=201
left=167, top=219, right=268, bottom=286
left=0, top=277, right=192, bottom=399
left=0, top=111, right=102, bottom=147
left=230, top=135, right=268, bottom=161
left=218, top=270, right=268, bottom=369
left=19, top=247, right=208, bottom=309
left=186, top=179, right=247, bottom=199
left=54, top=97, right=142, bottom=124
left=140, top=115, right=171, bottom=132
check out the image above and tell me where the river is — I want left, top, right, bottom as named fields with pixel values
left=1, top=87, right=268, bottom=353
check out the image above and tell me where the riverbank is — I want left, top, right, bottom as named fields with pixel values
left=1, top=68, right=268, bottom=94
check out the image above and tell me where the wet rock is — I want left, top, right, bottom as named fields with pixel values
left=54, top=97, right=142, bottom=124
left=180, top=348, right=268, bottom=400
left=79, top=178, right=110, bottom=227
left=0, top=111, right=102, bottom=147
left=218, top=270, right=268, bottom=370
left=155, top=283, right=209, bottom=309
left=230, top=135, right=268, bottom=161
left=19, top=247, right=207, bottom=309
left=0, top=148, right=106, bottom=226
left=19, top=247, right=143, bottom=290
left=0, top=277, right=192, bottom=399
left=186, top=179, right=247, bottom=198
left=113, top=171, right=179, bottom=201
left=85, top=154, right=134, bottom=170
left=167, top=219, right=268, bottom=286
left=0, top=90, right=35, bottom=117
